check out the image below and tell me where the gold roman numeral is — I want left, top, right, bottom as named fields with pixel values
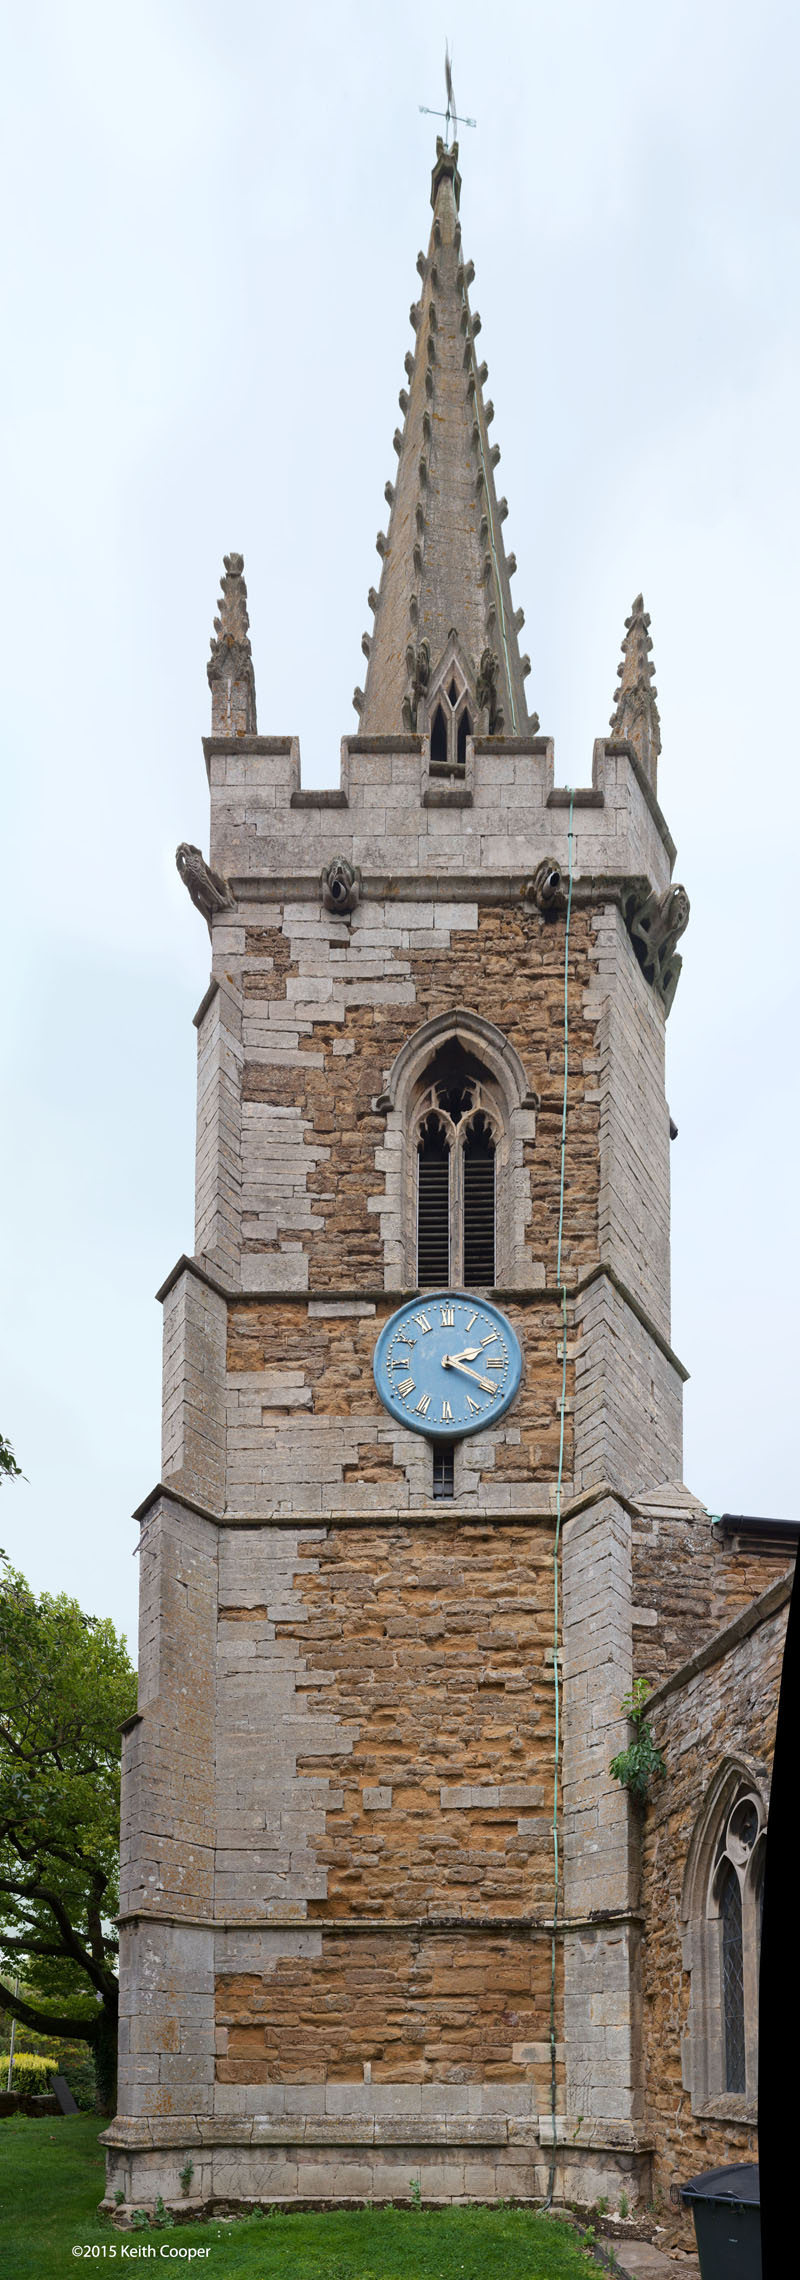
left=414, top=1392, right=431, bottom=1417
left=441, top=1399, right=453, bottom=1423
left=466, top=1395, right=481, bottom=1415
left=414, top=1312, right=432, bottom=1334
left=397, top=1376, right=415, bottom=1397
left=440, top=1304, right=455, bottom=1327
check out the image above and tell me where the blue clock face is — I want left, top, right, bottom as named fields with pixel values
left=373, top=1291, right=522, bottom=1438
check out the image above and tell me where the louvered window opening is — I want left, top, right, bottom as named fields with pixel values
left=720, top=1861, right=746, bottom=2094
left=417, top=1128, right=450, bottom=1284
left=463, top=1121, right=496, bottom=1285
left=417, top=1100, right=496, bottom=1288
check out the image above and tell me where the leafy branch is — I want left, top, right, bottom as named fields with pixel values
left=609, top=1677, right=666, bottom=1805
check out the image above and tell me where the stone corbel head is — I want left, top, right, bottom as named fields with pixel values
left=526, top=857, right=566, bottom=916
left=320, top=857, right=362, bottom=916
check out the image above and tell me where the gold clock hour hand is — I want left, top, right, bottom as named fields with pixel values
left=441, top=1357, right=496, bottom=1395
left=445, top=1345, right=483, bottom=1363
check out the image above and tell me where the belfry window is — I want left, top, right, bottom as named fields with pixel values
left=414, top=1059, right=497, bottom=1288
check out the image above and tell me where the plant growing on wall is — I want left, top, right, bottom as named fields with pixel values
left=609, top=1678, right=666, bottom=1804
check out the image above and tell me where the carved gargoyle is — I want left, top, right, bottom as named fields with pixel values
left=401, top=640, right=431, bottom=732
left=320, top=857, right=362, bottom=916
left=176, top=843, right=235, bottom=936
left=526, top=857, right=565, bottom=916
left=623, top=882, right=690, bottom=1015
left=476, top=646, right=505, bottom=734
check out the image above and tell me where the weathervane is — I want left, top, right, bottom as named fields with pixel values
left=419, top=43, right=477, bottom=143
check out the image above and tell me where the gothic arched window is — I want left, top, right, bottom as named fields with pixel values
left=681, top=1765, right=766, bottom=2115
left=414, top=1056, right=498, bottom=1289
left=376, top=1007, right=538, bottom=1291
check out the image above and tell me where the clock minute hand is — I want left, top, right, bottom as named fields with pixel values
left=441, top=1357, right=497, bottom=1395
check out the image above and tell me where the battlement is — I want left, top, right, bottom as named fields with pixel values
left=204, top=730, right=676, bottom=897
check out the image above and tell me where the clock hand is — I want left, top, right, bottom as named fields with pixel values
left=441, top=1357, right=497, bottom=1395
left=445, top=1345, right=484, bottom=1363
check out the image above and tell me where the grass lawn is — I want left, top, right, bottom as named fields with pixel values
left=0, top=2114, right=607, bottom=2279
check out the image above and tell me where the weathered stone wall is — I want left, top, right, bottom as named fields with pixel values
left=640, top=1575, right=791, bottom=2221
left=215, top=1519, right=557, bottom=1923
left=121, top=1498, right=217, bottom=1922
left=117, top=1500, right=219, bottom=2125
left=573, top=1276, right=683, bottom=1499
left=216, top=1929, right=559, bottom=2091
left=632, top=1488, right=786, bottom=1689
left=589, top=905, right=672, bottom=1339
left=217, top=897, right=601, bottom=1296
left=224, top=1294, right=572, bottom=1516
left=160, top=1271, right=227, bottom=1511
left=194, top=975, right=243, bottom=1281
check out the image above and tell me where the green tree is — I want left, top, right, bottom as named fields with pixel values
left=0, top=1432, right=23, bottom=1485
left=0, top=1557, right=137, bottom=2112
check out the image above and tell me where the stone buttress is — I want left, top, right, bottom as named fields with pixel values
left=105, top=139, right=696, bottom=2215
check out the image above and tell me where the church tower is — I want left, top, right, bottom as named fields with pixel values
left=105, top=130, right=693, bottom=2215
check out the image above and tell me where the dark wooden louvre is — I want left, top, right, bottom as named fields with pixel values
left=417, top=1123, right=450, bottom=1284
left=463, top=1116, right=495, bottom=1284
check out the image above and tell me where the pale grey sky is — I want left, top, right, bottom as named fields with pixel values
left=2, top=0, right=798, bottom=1650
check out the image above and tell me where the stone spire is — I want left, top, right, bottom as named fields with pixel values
left=356, top=139, right=532, bottom=739
left=207, top=552, right=257, bottom=736
left=609, top=593, right=661, bottom=791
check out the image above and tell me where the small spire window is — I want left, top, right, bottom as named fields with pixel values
left=430, top=704, right=449, bottom=769
left=427, top=669, right=473, bottom=775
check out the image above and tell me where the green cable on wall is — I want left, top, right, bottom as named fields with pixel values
left=544, top=788, right=575, bottom=2207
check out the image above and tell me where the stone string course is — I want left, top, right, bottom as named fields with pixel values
left=216, top=1521, right=558, bottom=1921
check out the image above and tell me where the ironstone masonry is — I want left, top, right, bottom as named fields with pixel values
left=103, top=136, right=785, bottom=2222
